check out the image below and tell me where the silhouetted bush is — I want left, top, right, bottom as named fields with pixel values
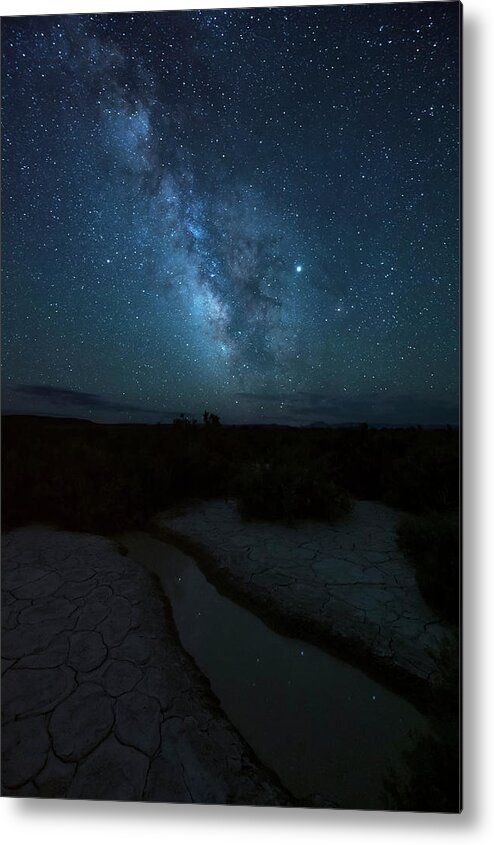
left=1, top=418, right=230, bottom=534
left=380, top=441, right=459, bottom=513
left=382, top=635, right=460, bottom=812
left=236, top=453, right=352, bottom=523
left=2, top=417, right=459, bottom=536
left=397, top=512, right=459, bottom=623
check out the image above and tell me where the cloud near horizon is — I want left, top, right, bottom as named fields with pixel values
left=2, top=384, right=459, bottom=426
left=2, top=384, right=173, bottom=422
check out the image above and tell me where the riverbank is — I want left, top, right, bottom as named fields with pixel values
left=1, top=527, right=291, bottom=805
left=121, top=530, right=428, bottom=809
left=154, top=499, right=455, bottom=708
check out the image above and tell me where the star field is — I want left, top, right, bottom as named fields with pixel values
left=1, top=3, right=460, bottom=425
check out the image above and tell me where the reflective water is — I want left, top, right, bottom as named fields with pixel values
left=120, top=531, right=427, bottom=808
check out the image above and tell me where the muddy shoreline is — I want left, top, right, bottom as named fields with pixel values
left=150, top=504, right=453, bottom=716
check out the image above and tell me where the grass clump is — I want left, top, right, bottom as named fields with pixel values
left=397, top=511, right=459, bottom=623
left=382, top=635, right=460, bottom=812
left=236, top=452, right=352, bottom=523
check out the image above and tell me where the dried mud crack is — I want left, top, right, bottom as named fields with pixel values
left=1, top=527, right=292, bottom=805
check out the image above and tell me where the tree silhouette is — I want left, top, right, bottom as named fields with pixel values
left=203, top=409, right=220, bottom=427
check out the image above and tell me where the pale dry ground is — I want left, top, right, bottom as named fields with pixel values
left=1, top=527, right=290, bottom=805
left=158, top=500, right=453, bottom=682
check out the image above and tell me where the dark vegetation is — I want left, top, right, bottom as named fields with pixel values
left=236, top=449, right=352, bottom=522
left=2, top=414, right=459, bottom=619
left=2, top=414, right=460, bottom=808
left=2, top=415, right=458, bottom=529
left=397, top=511, right=459, bottom=623
left=383, top=634, right=460, bottom=812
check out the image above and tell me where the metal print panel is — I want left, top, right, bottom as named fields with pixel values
left=1, top=2, right=461, bottom=811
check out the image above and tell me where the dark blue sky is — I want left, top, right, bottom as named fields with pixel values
left=1, top=3, right=460, bottom=425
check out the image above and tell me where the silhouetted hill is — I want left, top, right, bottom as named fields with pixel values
left=2, top=414, right=96, bottom=427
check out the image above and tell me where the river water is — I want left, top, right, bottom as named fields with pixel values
left=120, top=531, right=427, bottom=809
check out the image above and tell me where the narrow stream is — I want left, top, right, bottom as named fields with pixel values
left=120, top=531, right=427, bottom=809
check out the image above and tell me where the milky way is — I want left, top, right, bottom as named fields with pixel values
left=1, top=4, right=460, bottom=425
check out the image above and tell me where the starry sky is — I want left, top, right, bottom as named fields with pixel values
left=1, top=2, right=460, bottom=426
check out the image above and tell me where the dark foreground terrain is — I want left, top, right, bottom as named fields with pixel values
left=2, top=414, right=460, bottom=810
left=2, top=527, right=291, bottom=804
left=3, top=414, right=459, bottom=621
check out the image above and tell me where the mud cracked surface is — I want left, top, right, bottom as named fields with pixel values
left=157, top=500, right=453, bottom=687
left=1, top=527, right=290, bottom=805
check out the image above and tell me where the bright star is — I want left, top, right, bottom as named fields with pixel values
left=296, top=265, right=302, bottom=273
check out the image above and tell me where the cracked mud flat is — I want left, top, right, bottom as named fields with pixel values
left=157, top=500, right=454, bottom=691
left=1, top=527, right=290, bottom=805
left=121, top=531, right=428, bottom=810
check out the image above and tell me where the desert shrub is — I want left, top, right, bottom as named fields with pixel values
left=236, top=454, right=352, bottom=523
left=2, top=417, right=458, bottom=534
left=382, top=635, right=460, bottom=812
left=383, top=725, right=460, bottom=813
left=166, top=437, right=230, bottom=499
left=397, top=511, right=460, bottom=623
left=381, top=442, right=459, bottom=513
left=1, top=418, right=233, bottom=534
left=305, top=426, right=459, bottom=513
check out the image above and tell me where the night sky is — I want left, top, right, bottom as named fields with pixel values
left=2, top=2, right=460, bottom=426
